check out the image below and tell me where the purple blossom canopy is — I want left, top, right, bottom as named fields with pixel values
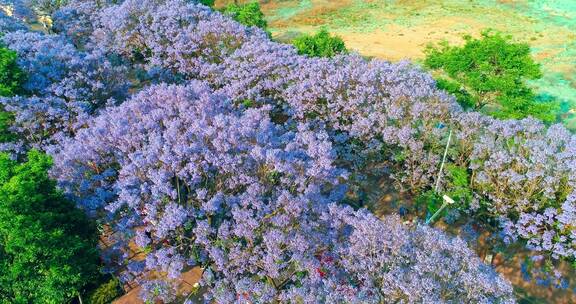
left=52, top=82, right=514, bottom=303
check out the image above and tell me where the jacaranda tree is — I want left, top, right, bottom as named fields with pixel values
left=52, top=82, right=515, bottom=303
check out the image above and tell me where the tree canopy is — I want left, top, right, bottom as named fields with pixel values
left=0, top=150, right=99, bottom=304
left=424, top=30, right=558, bottom=123
left=223, top=2, right=267, bottom=29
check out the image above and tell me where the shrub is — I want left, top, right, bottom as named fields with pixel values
left=87, top=277, right=122, bottom=304
left=424, top=30, right=559, bottom=123
left=223, top=2, right=267, bottom=29
left=292, top=29, right=347, bottom=57
left=0, top=110, right=16, bottom=144
left=0, top=150, right=100, bottom=303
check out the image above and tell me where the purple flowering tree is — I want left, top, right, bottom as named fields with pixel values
left=52, top=82, right=515, bottom=302
left=0, top=30, right=129, bottom=149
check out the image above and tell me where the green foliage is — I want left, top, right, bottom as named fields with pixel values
left=0, top=47, right=24, bottom=143
left=0, top=150, right=100, bottom=304
left=0, top=111, right=16, bottom=143
left=435, top=78, right=475, bottom=109
left=424, top=30, right=558, bottom=123
left=444, top=164, right=473, bottom=205
left=292, top=29, right=347, bottom=58
left=415, top=164, right=473, bottom=222
left=197, top=0, right=214, bottom=7
left=223, top=2, right=267, bottom=29
left=0, top=47, right=24, bottom=97
left=415, top=190, right=445, bottom=220
left=87, top=277, right=122, bottom=304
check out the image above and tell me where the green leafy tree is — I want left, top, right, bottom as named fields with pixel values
left=0, top=47, right=24, bottom=143
left=424, top=30, right=558, bottom=123
left=0, top=150, right=100, bottom=304
left=0, top=47, right=24, bottom=97
left=292, top=29, right=347, bottom=58
left=223, top=2, right=267, bottom=29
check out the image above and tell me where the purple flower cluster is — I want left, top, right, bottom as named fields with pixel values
left=501, top=194, right=576, bottom=259
left=52, top=82, right=514, bottom=303
left=324, top=205, right=515, bottom=304
left=92, top=0, right=259, bottom=75
left=140, top=279, right=176, bottom=303
left=0, top=29, right=129, bottom=148
left=0, top=0, right=36, bottom=25
left=0, top=10, right=28, bottom=34
left=51, top=3, right=95, bottom=48
left=451, top=114, right=576, bottom=260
